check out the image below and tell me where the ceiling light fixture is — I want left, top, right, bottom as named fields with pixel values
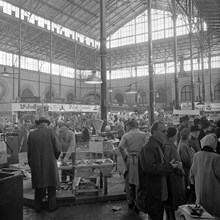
left=85, top=70, right=102, bottom=84
left=1, top=67, right=10, bottom=76
left=125, top=84, right=138, bottom=94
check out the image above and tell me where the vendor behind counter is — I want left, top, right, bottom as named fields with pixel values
left=100, top=125, right=115, bottom=140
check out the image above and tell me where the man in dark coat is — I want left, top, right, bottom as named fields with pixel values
left=189, top=125, right=201, bottom=153
left=137, top=121, right=178, bottom=220
left=27, top=117, right=61, bottom=212
left=177, top=115, right=189, bottom=144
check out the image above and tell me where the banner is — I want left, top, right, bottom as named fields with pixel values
left=12, top=103, right=99, bottom=113
left=205, top=103, right=220, bottom=112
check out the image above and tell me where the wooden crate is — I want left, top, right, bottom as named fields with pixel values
left=74, top=176, right=100, bottom=195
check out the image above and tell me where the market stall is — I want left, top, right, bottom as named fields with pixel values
left=172, top=109, right=200, bottom=126
left=58, top=158, right=115, bottom=195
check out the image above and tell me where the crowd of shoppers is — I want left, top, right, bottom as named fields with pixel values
left=118, top=115, right=220, bottom=220
left=7, top=112, right=220, bottom=219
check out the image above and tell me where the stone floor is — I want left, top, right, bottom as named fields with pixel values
left=23, top=200, right=149, bottom=220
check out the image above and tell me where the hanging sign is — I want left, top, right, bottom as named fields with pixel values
left=12, top=103, right=44, bottom=112
left=205, top=103, right=220, bottom=112
left=11, top=103, right=100, bottom=112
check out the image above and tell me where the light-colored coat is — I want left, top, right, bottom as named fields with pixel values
left=27, top=124, right=61, bottom=188
left=177, top=139, right=195, bottom=187
left=118, top=129, right=147, bottom=185
left=189, top=149, right=220, bottom=218
left=59, top=128, right=76, bottom=163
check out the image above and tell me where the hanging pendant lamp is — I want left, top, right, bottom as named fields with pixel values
left=125, top=84, right=138, bottom=94
left=85, top=48, right=102, bottom=84
left=85, top=70, right=102, bottom=84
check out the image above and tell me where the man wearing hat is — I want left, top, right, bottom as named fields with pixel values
left=189, top=125, right=201, bottom=153
left=27, top=116, right=61, bottom=212
left=177, top=115, right=189, bottom=144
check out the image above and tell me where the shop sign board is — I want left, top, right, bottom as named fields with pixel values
left=53, top=98, right=65, bottom=103
left=20, top=96, right=41, bottom=103
left=172, top=109, right=200, bottom=125
left=11, top=103, right=100, bottom=112
left=12, top=103, right=43, bottom=112
left=68, top=104, right=99, bottom=112
left=204, top=103, right=220, bottom=112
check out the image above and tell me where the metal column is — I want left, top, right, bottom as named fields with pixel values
left=135, top=17, right=138, bottom=104
left=18, top=8, right=21, bottom=100
left=12, top=54, right=15, bottom=100
left=100, top=0, right=107, bottom=128
left=172, top=0, right=179, bottom=110
left=200, top=19, right=205, bottom=102
left=59, top=68, right=61, bottom=98
left=197, top=55, right=201, bottom=101
left=50, top=22, right=53, bottom=103
left=208, top=31, right=213, bottom=102
left=148, top=0, right=154, bottom=125
left=108, top=42, right=112, bottom=103
left=189, top=0, right=195, bottom=109
left=74, top=45, right=77, bottom=100
left=164, top=12, right=168, bottom=107
left=38, top=60, right=41, bottom=97
left=164, top=58, right=167, bottom=106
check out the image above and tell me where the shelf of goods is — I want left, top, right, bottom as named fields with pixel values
left=175, top=205, right=215, bottom=220
left=57, top=158, right=115, bottom=195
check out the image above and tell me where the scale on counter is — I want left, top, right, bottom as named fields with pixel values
left=92, top=119, right=104, bottom=137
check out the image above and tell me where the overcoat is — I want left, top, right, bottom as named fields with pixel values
left=189, top=147, right=220, bottom=218
left=177, top=139, right=195, bottom=187
left=27, top=124, right=61, bottom=188
left=137, top=136, right=173, bottom=213
left=118, top=129, right=147, bottom=186
left=164, top=139, right=185, bottom=210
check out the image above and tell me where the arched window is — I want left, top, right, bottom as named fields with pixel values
left=45, top=91, right=54, bottom=103
left=214, top=83, right=220, bottom=100
left=155, top=88, right=165, bottom=103
left=181, top=85, right=191, bottom=102
left=67, top=93, right=74, bottom=103
left=83, top=94, right=100, bottom=105
left=21, top=88, right=34, bottom=97
left=114, top=93, right=124, bottom=106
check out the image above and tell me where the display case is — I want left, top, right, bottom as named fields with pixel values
left=58, top=119, right=117, bottom=196
left=58, top=151, right=116, bottom=196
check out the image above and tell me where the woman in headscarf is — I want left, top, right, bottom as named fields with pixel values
left=190, top=133, right=220, bottom=218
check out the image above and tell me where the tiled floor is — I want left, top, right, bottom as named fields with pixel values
left=23, top=200, right=148, bottom=220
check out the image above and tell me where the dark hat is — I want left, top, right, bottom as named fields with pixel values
left=38, top=116, right=50, bottom=125
left=166, top=127, right=177, bottom=138
left=180, top=115, right=189, bottom=122
left=201, top=118, right=210, bottom=129
left=194, top=118, right=201, bottom=126
left=126, top=119, right=138, bottom=128
left=180, top=128, right=190, bottom=139
left=190, top=125, right=201, bottom=132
